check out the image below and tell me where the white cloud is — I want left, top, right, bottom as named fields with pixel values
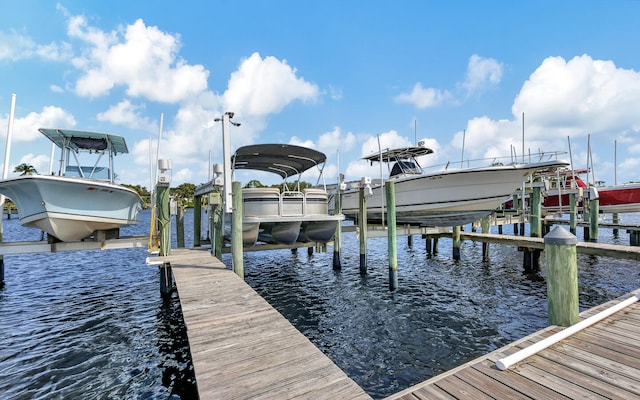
left=16, top=153, right=51, bottom=175
left=513, top=54, right=640, bottom=136
left=223, top=52, right=320, bottom=117
left=460, top=54, right=503, bottom=94
left=96, top=99, right=155, bottom=132
left=317, top=126, right=355, bottom=156
left=0, top=105, right=76, bottom=142
left=68, top=17, right=209, bottom=103
left=289, top=136, right=315, bottom=148
left=394, top=83, right=451, bottom=109
left=0, top=29, right=72, bottom=61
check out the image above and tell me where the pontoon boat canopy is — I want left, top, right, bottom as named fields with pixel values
left=232, top=144, right=326, bottom=179
left=38, top=128, right=130, bottom=155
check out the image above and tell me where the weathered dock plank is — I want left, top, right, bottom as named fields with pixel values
left=385, top=290, right=640, bottom=400
left=156, top=248, right=371, bottom=400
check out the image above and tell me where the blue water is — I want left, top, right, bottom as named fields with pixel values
left=1, top=209, right=639, bottom=399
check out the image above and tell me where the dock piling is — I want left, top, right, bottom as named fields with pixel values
left=589, top=197, right=599, bottom=242
left=544, top=226, right=579, bottom=326
left=481, top=217, right=490, bottom=261
left=386, top=181, right=398, bottom=290
left=193, top=196, right=201, bottom=247
left=332, top=192, right=342, bottom=270
left=231, top=181, right=244, bottom=279
left=568, top=193, right=577, bottom=234
left=452, top=226, right=461, bottom=260
left=176, top=203, right=185, bottom=248
left=156, top=177, right=173, bottom=296
left=525, top=185, right=543, bottom=272
left=209, top=192, right=223, bottom=259
left=358, top=186, right=367, bottom=274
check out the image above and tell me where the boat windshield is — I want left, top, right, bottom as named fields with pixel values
left=65, top=166, right=111, bottom=181
left=390, top=160, right=422, bottom=177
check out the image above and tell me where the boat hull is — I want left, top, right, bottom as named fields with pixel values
left=543, top=183, right=640, bottom=214
left=341, top=160, right=569, bottom=227
left=0, top=175, right=142, bottom=241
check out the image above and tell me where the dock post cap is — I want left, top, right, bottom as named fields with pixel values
left=544, top=226, right=577, bottom=245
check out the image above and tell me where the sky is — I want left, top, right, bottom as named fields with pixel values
left=2, top=1, right=640, bottom=189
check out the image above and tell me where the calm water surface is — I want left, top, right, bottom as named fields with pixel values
left=1, top=209, right=639, bottom=399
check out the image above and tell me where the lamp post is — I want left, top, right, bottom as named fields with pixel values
left=214, top=112, right=241, bottom=214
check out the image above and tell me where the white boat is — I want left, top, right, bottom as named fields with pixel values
left=227, top=144, right=344, bottom=246
left=0, top=128, right=143, bottom=242
left=338, top=142, right=570, bottom=227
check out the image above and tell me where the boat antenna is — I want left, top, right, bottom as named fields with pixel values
left=614, top=139, right=617, bottom=185
left=414, top=119, right=417, bottom=146
left=589, top=134, right=596, bottom=185
left=377, top=134, right=385, bottom=226
left=155, top=113, right=164, bottom=186
left=461, top=129, right=466, bottom=167
left=1, top=93, right=16, bottom=205
left=522, top=112, right=525, bottom=163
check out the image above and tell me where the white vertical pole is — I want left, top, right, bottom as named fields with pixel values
left=222, top=112, right=233, bottom=214
left=48, top=143, right=55, bottom=175
left=1, top=94, right=16, bottom=205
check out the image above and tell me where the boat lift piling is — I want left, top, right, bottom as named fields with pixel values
left=386, top=182, right=398, bottom=290
left=481, top=216, right=490, bottom=261
left=524, top=183, right=544, bottom=272
left=452, top=226, right=461, bottom=260
left=211, top=192, right=223, bottom=259
left=589, top=188, right=600, bottom=242
left=156, top=159, right=173, bottom=297
left=176, top=201, right=185, bottom=248
left=231, top=181, right=244, bottom=279
left=332, top=191, right=342, bottom=270
left=569, top=192, right=578, bottom=234
left=358, top=179, right=370, bottom=274
left=193, top=196, right=202, bottom=247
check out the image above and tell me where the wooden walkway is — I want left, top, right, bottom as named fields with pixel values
left=385, top=289, right=640, bottom=400
left=155, top=248, right=371, bottom=400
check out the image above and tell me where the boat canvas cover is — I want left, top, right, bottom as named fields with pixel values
left=363, top=145, right=433, bottom=163
left=232, top=144, right=327, bottom=179
left=38, top=128, right=130, bottom=155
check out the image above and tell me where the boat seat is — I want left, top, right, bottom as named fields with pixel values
left=282, top=191, right=304, bottom=216
left=303, top=188, right=329, bottom=214
left=242, top=187, right=280, bottom=216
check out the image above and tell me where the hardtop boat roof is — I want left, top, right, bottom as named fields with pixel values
left=232, top=144, right=327, bottom=179
left=38, top=128, right=130, bottom=155
left=363, top=145, right=433, bottom=163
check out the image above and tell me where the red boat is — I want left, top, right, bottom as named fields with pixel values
left=542, top=169, right=640, bottom=214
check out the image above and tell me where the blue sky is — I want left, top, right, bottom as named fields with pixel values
left=2, top=1, right=640, bottom=189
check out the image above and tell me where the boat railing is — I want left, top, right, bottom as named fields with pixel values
left=431, top=150, right=568, bottom=172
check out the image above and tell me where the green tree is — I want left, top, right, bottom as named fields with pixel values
left=14, top=163, right=37, bottom=175
left=171, top=182, right=196, bottom=200
left=244, top=179, right=265, bottom=188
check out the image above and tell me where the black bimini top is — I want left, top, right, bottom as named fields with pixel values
left=363, top=145, right=433, bottom=163
left=232, top=144, right=327, bottom=179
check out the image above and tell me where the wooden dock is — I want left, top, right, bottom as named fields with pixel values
left=155, top=248, right=371, bottom=400
left=431, top=231, right=640, bottom=261
left=385, top=289, right=640, bottom=400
